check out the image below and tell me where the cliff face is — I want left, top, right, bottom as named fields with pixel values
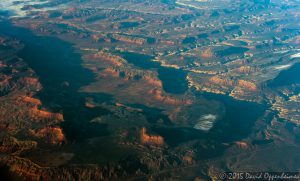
left=148, top=88, right=192, bottom=106
left=209, top=76, right=257, bottom=92
left=140, top=127, right=164, bottom=146
left=235, top=141, right=249, bottom=149
left=93, top=51, right=125, bottom=67
left=99, top=67, right=120, bottom=78
left=159, top=40, right=176, bottom=45
left=189, top=71, right=262, bottom=102
left=144, top=75, right=162, bottom=87
left=209, top=76, right=235, bottom=87
left=0, top=38, right=41, bottom=97
left=112, top=34, right=147, bottom=45
left=0, top=36, right=67, bottom=164
left=30, top=107, right=64, bottom=123
left=22, top=96, right=42, bottom=105
left=22, top=77, right=42, bottom=92
left=237, top=80, right=257, bottom=91
left=237, top=65, right=257, bottom=74
left=200, top=48, right=214, bottom=58
left=30, top=127, right=66, bottom=145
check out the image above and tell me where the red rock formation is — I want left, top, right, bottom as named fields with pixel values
left=160, top=40, right=175, bottom=45
left=0, top=62, right=6, bottom=68
left=30, top=107, right=64, bottom=122
left=99, top=67, right=120, bottom=78
left=144, top=75, right=162, bottom=87
left=104, top=38, right=112, bottom=43
left=0, top=76, right=12, bottom=92
left=22, top=96, right=42, bottom=105
left=235, top=141, right=249, bottom=149
left=140, top=127, right=164, bottom=146
left=201, top=48, right=214, bottom=58
left=85, top=102, right=96, bottom=108
left=91, top=34, right=101, bottom=42
left=22, top=77, right=42, bottom=92
left=168, top=107, right=182, bottom=121
left=183, top=156, right=194, bottom=165
left=113, top=24, right=119, bottom=29
left=32, top=127, right=65, bottom=145
left=93, top=51, right=124, bottom=67
left=238, top=65, right=257, bottom=74
left=112, top=34, right=147, bottom=45
left=209, top=76, right=234, bottom=87
left=237, top=80, right=257, bottom=91
left=148, top=88, right=192, bottom=105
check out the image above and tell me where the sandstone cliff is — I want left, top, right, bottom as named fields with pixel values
left=112, top=34, right=147, bottom=45
left=140, top=127, right=164, bottom=146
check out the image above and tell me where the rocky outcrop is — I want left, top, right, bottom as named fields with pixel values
left=91, top=34, right=101, bottom=42
left=209, top=76, right=257, bottom=92
left=22, top=96, right=42, bottom=105
left=200, top=48, right=214, bottom=58
left=148, top=88, right=192, bottom=105
left=30, top=127, right=65, bottom=145
left=209, top=76, right=234, bottom=87
left=141, top=127, right=164, bottom=146
left=93, top=51, right=125, bottom=67
left=29, top=107, right=64, bottom=123
left=0, top=37, right=65, bottom=148
left=235, top=141, right=249, bottom=149
left=159, top=40, right=176, bottom=45
left=237, top=65, right=257, bottom=74
left=22, top=77, right=42, bottom=91
left=112, top=34, right=147, bottom=45
left=0, top=37, right=42, bottom=97
left=271, top=94, right=300, bottom=126
left=237, top=80, right=257, bottom=91
left=99, top=67, right=120, bottom=78
left=143, top=75, right=162, bottom=87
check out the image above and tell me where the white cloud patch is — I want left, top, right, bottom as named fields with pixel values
left=291, top=53, right=300, bottom=59
left=193, top=114, right=217, bottom=131
left=0, top=0, right=50, bottom=17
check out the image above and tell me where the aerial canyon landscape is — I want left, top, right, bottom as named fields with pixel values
left=0, top=0, right=300, bottom=180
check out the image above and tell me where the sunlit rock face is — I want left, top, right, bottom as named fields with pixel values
left=140, top=127, right=164, bottom=146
